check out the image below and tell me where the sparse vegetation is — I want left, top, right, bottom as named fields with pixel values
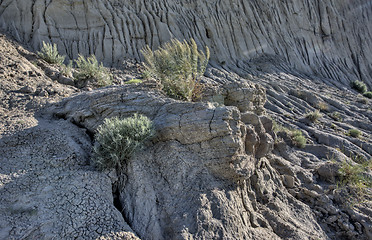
left=363, top=91, right=372, bottom=99
left=141, top=38, right=210, bottom=101
left=74, top=54, right=112, bottom=87
left=60, top=60, right=73, bottom=78
left=92, top=114, right=155, bottom=170
left=337, top=160, right=372, bottom=205
left=351, top=80, right=367, bottom=94
left=272, top=121, right=307, bottom=148
left=316, top=102, right=329, bottom=112
left=290, top=130, right=307, bottom=148
left=37, top=41, right=65, bottom=65
left=125, top=79, right=143, bottom=84
left=329, top=111, right=342, bottom=122
left=37, top=41, right=112, bottom=88
left=347, top=129, right=362, bottom=138
left=305, top=110, right=322, bottom=122
left=272, top=120, right=287, bottom=133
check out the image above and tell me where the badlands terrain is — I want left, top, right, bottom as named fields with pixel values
left=0, top=0, right=371, bottom=239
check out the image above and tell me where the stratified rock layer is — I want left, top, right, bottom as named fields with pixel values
left=51, top=78, right=325, bottom=239
left=1, top=0, right=371, bottom=87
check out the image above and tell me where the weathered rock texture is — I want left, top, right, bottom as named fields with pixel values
left=49, top=64, right=372, bottom=239
left=0, top=33, right=139, bottom=239
left=0, top=28, right=371, bottom=239
left=51, top=81, right=326, bottom=239
left=1, top=0, right=372, bottom=87
left=1, top=1, right=372, bottom=239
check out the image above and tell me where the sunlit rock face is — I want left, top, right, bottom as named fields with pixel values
left=1, top=0, right=372, bottom=86
left=51, top=79, right=326, bottom=240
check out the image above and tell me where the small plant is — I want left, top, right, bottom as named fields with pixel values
left=337, top=160, right=372, bottom=205
left=351, top=80, right=367, bottom=94
left=141, top=38, right=210, bottom=101
left=125, top=79, right=143, bottom=84
left=347, top=129, right=362, bottom=138
left=305, top=110, right=322, bottom=122
left=60, top=60, right=73, bottom=78
left=363, top=91, right=372, bottom=99
left=93, top=114, right=155, bottom=170
left=290, top=130, right=307, bottom=148
left=74, top=54, right=112, bottom=87
left=329, top=111, right=342, bottom=122
left=272, top=120, right=287, bottom=133
left=271, top=121, right=307, bottom=148
left=316, top=102, right=329, bottom=111
left=37, top=41, right=65, bottom=65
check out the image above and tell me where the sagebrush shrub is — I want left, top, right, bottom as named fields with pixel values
left=60, top=60, right=73, bottom=78
left=329, top=111, right=342, bottom=122
left=351, top=80, right=367, bottom=93
left=37, top=41, right=65, bottom=65
left=271, top=121, right=307, bottom=148
left=337, top=160, right=372, bottom=205
left=290, top=130, right=307, bottom=148
left=305, top=110, right=322, bottom=122
left=141, top=38, right=210, bottom=101
left=347, top=129, right=361, bottom=138
left=74, top=54, right=112, bottom=87
left=363, top=91, right=372, bottom=99
left=93, top=114, right=155, bottom=170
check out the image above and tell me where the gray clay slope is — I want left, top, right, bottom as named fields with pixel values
left=0, top=1, right=371, bottom=240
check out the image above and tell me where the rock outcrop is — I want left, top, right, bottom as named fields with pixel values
left=51, top=79, right=325, bottom=239
left=1, top=0, right=372, bottom=87
left=0, top=33, right=139, bottom=240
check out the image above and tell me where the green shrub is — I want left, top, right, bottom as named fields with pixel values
left=93, top=114, right=155, bottom=170
left=363, top=91, right=372, bottom=99
left=60, top=60, right=73, bottom=78
left=37, top=41, right=65, bottom=65
left=351, top=80, right=367, bottom=93
left=272, top=120, right=286, bottom=133
left=125, top=79, right=143, bottom=84
left=337, top=160, right=372, bottom=205
left=329, top=111, right=342, bottom=122
left=290, top=130, right=307, bottom=148
left=305, top=110, right=322, bottom=122
left=347, top=129, right=361, bottom=138
left=74, top=54, right=112, bottom=87
left=141, top=38, right=210, bottom=101
left=271, top=121, right=307, bottom=148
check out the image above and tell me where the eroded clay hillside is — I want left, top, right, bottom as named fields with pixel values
left=0, top=0, right=371, bottom=240
left=1, top=0, right=372, bottom=87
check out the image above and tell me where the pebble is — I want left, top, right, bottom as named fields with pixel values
left=19, top=86, right=35, bottom=94
left=312, top=184, right=323, bottom=193
left=326, top=215, right=338, bottom=223
left=316, top=194, right=329, bottom=204
left=38, top=90, right=49, bottom=97
left=282, top=175, right=295, bottom=188
left=315, top=206, right=328, bottom=214
left=303, top=188, right=319, bottom=198
left=326, top=205, right=339, bottom=215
